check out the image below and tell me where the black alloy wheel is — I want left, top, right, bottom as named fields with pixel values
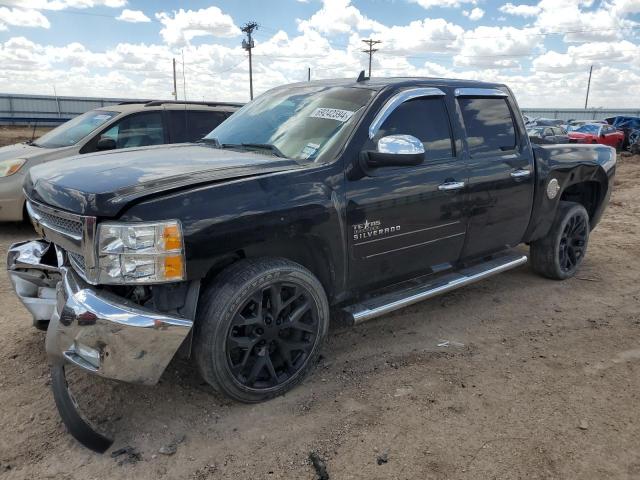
left=558, top=213, right=588, bottom=274
left=194, top=258, right=329, bottom=403
left=226, top=282, right=319, bottom=390
left=530, top=201, right=590, bottom=280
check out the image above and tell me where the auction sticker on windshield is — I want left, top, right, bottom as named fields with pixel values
left=310, top=108, right=355, bottom=122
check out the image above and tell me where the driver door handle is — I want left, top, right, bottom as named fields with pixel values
left=438, top=181, right=465, bottom=191
left=510, top=169, right=531, bottom=178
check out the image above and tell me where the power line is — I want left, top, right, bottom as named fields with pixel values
left=179, top=57, right=247, bottom=78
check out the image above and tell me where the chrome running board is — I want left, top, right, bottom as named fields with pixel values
left=344, top=251, right=528, bottom=324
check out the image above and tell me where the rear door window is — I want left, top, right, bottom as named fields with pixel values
left=168, top=110, right=229, bottom=143
left=100, top=112, right=165, bottom=149
left=376, top=97, right=454, bottom=160
left=458, top=97, right=517, bottom=156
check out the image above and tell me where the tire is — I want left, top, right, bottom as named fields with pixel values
left=193, top=258, right=329, bottom=403
left=530, top=201, right=590, bottom=280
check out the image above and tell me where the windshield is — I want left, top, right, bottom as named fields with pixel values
left=573, top=124, right=600, bottom=134
left=204, top=85, right=376, bottom=162
left=35, top=109, right=119, bottom=148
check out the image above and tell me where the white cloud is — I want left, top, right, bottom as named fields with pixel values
left=155, top=7, right=240, bottom=46
left=0, top=7, right=50, bottom=29
left=533, top=41, right=640, bottom=73
left=609, top=0, right=640, bottom=14
left=1, top=0, right=126, bottom=9
left=375, top=18, right=464, bottom=55
left=463, top=7, right=485, bottom=20
left=410, top=0, right=477, bottom=9
left=1, top=0, right=639, bottom=109
left=499, top=3, right=541, bottom=17
left=116, top=9, right=150, bottom=23
left=297, top=0, right=383, bottom=34
left=534, top=0, right=638, bottom=42
left=454, top=26, right=543, bottom=68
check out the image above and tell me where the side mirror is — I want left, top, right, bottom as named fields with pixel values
left=96, top=137, right=116, bottom=151
left=363, top=134, right=425, bottom=169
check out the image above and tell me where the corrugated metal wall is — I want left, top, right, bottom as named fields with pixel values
left=521, top=108, right=640, bottom=121
left=0, top=93, right=149, bottom=125
left=1, top=93, right=638, bottom=125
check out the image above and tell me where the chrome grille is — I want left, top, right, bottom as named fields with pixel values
left=26, top=199, right=98, bottom=284
left=68, top=251, right=86, bottom=274
left=29, top=202, right=83, bottom=238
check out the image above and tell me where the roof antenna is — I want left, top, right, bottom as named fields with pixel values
left=356, top=70, right=369, bottom=82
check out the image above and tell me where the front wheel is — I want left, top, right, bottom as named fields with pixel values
left=193, top=258, right=329, bottom=403
left=530, top=201, right=590, bottom=280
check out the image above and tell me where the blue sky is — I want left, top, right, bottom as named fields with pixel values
left=0, top=0, right=638, bottom=107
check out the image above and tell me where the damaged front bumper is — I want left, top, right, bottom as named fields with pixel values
left=8, top=240, right=193, bottom=385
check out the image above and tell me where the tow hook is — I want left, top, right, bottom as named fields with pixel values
left=50, top=362, right=113, bottom=453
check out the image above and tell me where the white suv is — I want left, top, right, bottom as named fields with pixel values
left=0, top=100, right=241, bottom=221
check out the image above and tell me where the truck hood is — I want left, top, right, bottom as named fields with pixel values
left=25, top=143, right=302, bottom=217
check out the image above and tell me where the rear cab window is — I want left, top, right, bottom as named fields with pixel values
left=458, top=97, right=517, bottom=156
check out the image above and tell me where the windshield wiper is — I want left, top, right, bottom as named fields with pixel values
left=199, top=137, right=221, bottom=147
left=239, top=143, right=286, bottom=158
left=217, top=142, right=286, bottom=158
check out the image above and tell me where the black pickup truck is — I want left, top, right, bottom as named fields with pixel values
left=8, top=77, right=615, bottom=450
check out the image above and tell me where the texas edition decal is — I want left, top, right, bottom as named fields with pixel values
left=353, top=219, right=401, bottom=242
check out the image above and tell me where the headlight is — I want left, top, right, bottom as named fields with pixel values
left=96, top=220, right=185, bottom=284
left=0, top=158, right=26, bottom=177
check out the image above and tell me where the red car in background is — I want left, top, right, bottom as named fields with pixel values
left=568, top=123, right=625, bottom=149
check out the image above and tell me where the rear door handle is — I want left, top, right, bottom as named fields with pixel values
left=510, top=169, right=531, bottom=179
left=438, top=181, right=465, bottom=191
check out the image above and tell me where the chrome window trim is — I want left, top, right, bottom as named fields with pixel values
left=368, top=87, right=446, bottom=139
left=454, top=88, right=508, bottom=98
left=26, top=199, right=99, bottom=284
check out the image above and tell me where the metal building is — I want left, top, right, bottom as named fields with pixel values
left=0, top=93, right=150, bottom=125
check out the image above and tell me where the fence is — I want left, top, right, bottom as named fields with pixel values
left=0, top=93, right=150, bottom=125
left=521, top=108, right=640, bottom=122
left=0, top=93, right=638, bottom=126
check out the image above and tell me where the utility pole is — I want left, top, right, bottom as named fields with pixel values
left=181, top=50, right=187, bottom=101
left=241, top=21, right=258, bottom=100
left=584, top=65, right=593, bottom=109
left=361, top=39, right=381, bottom=78
left=172, top=58, right=178, bottom=101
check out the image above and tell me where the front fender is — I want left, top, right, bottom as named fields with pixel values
left=118, top=165, right=347, bottom=303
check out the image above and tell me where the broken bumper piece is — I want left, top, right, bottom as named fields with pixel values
left=8, top=240, right=193, bottom=385
left=8, top=239, right=195, bottom=452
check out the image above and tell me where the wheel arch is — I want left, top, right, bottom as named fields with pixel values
left=524, top=155, right=612, bottom=243
left=199, top=236, right=339, bottom=304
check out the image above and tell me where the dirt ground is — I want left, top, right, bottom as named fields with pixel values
left=0, top=146, right=639, bottom=479
left=0, top=126, right=53, bottom=146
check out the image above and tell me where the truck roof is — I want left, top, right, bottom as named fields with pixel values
left=284, top=76, right=507, bottom=91
left=96, top=101, right=243, bottom=114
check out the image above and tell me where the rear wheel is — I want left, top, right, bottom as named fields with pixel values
left=530, top=201, right=590, bottom=280
left=194, top=258, right=329, bottom=403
